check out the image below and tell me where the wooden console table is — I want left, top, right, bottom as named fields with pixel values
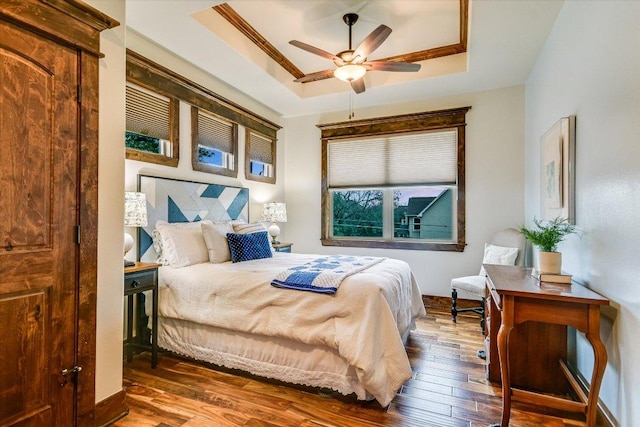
left=484, top=264, right=609, bottom=427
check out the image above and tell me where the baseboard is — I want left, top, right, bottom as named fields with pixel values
left=565, top=362, right=617, bottom=427
left=95, top=388, right=128, bottom=427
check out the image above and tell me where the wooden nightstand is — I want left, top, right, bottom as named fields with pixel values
left=272, top=242, right=293, bottom=253
left=124, top=262, right=161, bottom=368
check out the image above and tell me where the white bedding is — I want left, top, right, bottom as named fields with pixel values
left=157, top=253, right=425, bottom=406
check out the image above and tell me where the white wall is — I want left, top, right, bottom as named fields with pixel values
left=283, top=85, right=526, bottom=297
left=525, top=2, right=640, bottom=425
left=86, top=0, right=126, bottom=403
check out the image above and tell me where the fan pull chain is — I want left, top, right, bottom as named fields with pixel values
left=349, top=91, right=355, bottom=119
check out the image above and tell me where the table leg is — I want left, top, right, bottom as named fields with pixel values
left=584, top=306, right=607, bottom=426
left=151, top=280, right=159, bottom=369
left=497, top=295, right=514, bottom=427
left=126, top=294, right=134, bottom=362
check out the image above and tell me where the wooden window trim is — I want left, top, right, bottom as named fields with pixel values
left=245, top=131, right=277, bottom=184
left=191, top=106, right=238, bottom=177
left=318, top=106, right=471, bottom=252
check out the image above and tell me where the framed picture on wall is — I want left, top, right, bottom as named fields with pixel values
left=540, top=115, right=576, bottom=223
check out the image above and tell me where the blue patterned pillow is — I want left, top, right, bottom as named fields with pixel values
left=227, top=231, right=273, bottom=263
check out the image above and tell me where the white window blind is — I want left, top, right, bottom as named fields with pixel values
left=248, top=131, right=273, bottom=164
left=126, top=84, right=170, bottom=140
left=198, top=110, right=234, bottom=153
left=328, top=129, right=458, bottom=187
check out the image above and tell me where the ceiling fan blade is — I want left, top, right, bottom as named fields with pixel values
left=350, top=78, right=366, bottom=94
left=289, top=40, right=342, bottom=64
left=353, top=25, right=392, bottom=61
left=294, top=68, right=336, bottom=83
left=365, top=61, right=421, bottom=72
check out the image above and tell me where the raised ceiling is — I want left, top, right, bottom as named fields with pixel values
left=126, top=0, right=564, bottom=118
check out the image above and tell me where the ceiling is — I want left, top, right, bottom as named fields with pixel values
left=126, top=0, right=563, bottom=118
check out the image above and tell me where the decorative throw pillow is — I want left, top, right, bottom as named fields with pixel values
left=479, top=243, right=519, bottom=276
left=201, top=221, right=234, bottom=263
left=232, top=222, right=267, bottom=235
left=151, top=229, right=168, bottom=265
left=226, top=231, right=273, bottom=263
left=155, top=220, right=211, bottom=268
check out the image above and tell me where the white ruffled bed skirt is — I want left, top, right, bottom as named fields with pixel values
left=158, top=316, right=375, bottom=401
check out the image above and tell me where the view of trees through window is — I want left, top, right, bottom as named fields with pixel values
left=125, top=131, right=162, bottom=154
left=332, top=187, right=453, bottom=240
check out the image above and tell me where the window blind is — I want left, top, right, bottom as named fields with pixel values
left=198, top=110, right=234, bottom=153
left=327, top=129, right=458, bottom=187
left=248, top=131, right=273, bottom=164
left=126, top=84, right=170, bottom=140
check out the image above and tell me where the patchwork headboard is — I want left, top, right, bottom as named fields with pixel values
left=137, top=175, right=249, bottom=262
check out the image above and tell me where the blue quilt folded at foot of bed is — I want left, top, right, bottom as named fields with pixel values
left=271, top=255, right=385, bottom=295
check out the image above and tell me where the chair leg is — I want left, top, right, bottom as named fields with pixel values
left=451, top=289, right=458, bottom=323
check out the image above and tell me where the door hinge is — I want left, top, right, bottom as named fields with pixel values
left=76, top=225, right=81, bottom=244
left=77, top=84, right=82, bottom=104
left=60, top=365, right=82, bottom=386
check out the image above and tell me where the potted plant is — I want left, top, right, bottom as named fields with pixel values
left=519, top=217, right=577, bottom=274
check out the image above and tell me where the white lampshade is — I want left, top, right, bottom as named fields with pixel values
left=261, top=202, right=287, bottom=223
left=124, top=192, right=148, bottom=263
left=261, top=202, right=287, bottom=244
left=124, top=192, right=148, bottom=227
left=333, top=64, right=366, bottom=82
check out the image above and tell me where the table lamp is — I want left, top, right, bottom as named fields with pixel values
left=261, top=202, right=287, bottom=244
left=124, top=191, right=148, bottom=267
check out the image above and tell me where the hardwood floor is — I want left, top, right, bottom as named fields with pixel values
left=113, top=308, right=595, bottom=427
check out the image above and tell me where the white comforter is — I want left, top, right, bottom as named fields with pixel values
left=158, top=253, right=425, bottom=406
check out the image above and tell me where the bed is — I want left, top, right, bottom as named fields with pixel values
left=137, top=175, right=426, bottom=407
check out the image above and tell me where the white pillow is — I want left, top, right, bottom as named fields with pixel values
left=155, top=220, right=211, bottom=268
left=479, top=243, right=518, bottom=276
left=232, top=222, right=267, bottom=234
left=201, top=221, right=234, bottom=263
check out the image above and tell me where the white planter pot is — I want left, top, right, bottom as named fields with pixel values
left=538, top=251, right=562, bottom=274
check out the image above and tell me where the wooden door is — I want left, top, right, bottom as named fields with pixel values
left=0, top=20, right=80, bottom=426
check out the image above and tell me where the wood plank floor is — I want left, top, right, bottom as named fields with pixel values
left=113, top=308, right=596, bottom=427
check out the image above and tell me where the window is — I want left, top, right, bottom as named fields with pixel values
left=126, top=55, right=179, bottom=167
left=191, top=107, right=238, bottom=177
left=245, top=130, right=276, bottom=183
left=319, top=107, right=470, bottom=251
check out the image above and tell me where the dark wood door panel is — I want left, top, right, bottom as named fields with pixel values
left=0, top=19, right=78, bottom=427
left=0, top=290, right=50, bottom=425
left=0, top=45, right=52, bottom=251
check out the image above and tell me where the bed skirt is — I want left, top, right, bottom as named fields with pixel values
left=157, top=316, right=375, bottom=401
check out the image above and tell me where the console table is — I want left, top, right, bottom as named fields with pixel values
left=484, top=264, right=609, bottom=427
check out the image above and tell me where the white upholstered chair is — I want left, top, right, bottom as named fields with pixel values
left=451, top=228, right=526, bottom=334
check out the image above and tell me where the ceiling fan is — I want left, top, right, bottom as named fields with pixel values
left=289, top=13, right=421, bottom=94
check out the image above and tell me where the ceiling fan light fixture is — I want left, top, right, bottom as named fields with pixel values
left=333, top=64, right=366, bottom=82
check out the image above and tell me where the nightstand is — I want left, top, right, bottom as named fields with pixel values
left=124, top=262, right=161, bottom=368
left=272, top=242, right=293, bottom=253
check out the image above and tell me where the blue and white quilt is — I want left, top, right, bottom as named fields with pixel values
left=271, top=255, right=385, bottom=294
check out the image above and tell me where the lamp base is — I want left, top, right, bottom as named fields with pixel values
left=268, top=223, right=281, bottom=245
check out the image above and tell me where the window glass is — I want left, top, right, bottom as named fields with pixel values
left=394, top=187, right=453, bottom=240
left=332, top=190, right=383, bottom=238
